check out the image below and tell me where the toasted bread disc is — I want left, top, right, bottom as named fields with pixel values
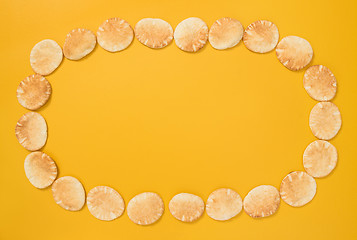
left=30, top=39, right=63, bottom=76
left=52, top=176, right=85, bottom=211
left=309, top=102, right=341, bottom=140
left=17, top=74, right=51, bottom=110
left=127, top=192, right=164, bottom=225
left=280, top=171, right=316, bottom=207
left=276, top=36, right=313, bottom=71
left=243, top=20, right=279, bottom=53
left=63, top=28, right=96, bottom=60
left=243, top=185, right=280, bottom=218
left=303, top=140, right=338, bottom=178
left=174, top=17, right=208, bottom=52
left=24, top=151, right=57, bottom=189
left=87, top=186, right=125, bottom=221
left=206, top=188, right=242, bottom=221
left=15, top=112, right=47, bottom=151
left=209, top=17, right=243, bottom=50
left=135, top=18, right=173, bottom=49
left=303, top=65, right=337, bottom=101
left=97, top=18, right=134, bottom=52
left=169, top=193, right=204, bottom=222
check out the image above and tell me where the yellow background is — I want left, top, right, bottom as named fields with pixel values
left=1, top=0, right=357, bottom=239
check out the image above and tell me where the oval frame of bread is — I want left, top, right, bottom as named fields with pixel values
left=16, top=17, right=341, bottom=223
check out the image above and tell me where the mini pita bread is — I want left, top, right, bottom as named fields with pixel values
left=97, top=18, right=134, bottom=52
left=17, top=74, right=51, bottom=110
left=280, top=171, right=316, bottom=207
left=169, top=193, right=204, bottom=222
left=243, top=185, right=280, bottom=218
left=174, top=17, right=208, bottom=52
left=309, top=102, right=341, bottom=140
left=209, top=17, right=243, bottom=50
left=24, top=151, right=57, bottom=189
left=206, top=188, right=242, bottom=221
left=87, top=186, right=125, bottom=221
left=276, top=36, right=313, bottom=71
left=135, top=18, right=173, bottom=49
left=52, top=176, right=86, bottom=211
left=30, top=39, right=63, bottom=76
left=127, top=192, right=164, bottom=225
left=303, top=65, right=337, bottom=101
left=63, top=28, right=96, bottom=60
left=303, top=140, right=338, bottom=178
left=15, top=112, right=47, bottom=151
left=243, top=20, right=279, bottom=53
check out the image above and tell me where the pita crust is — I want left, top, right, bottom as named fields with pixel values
left=243, top=20, right=279, bottom=53
left=276, top=36, right=313, bottom=71
left=174, top=17, right=208, bottom=52
left=209, top=17, right=243, bottom=50
left=280, top=171, right=317, bottom=207
left=24, top=151, right=57, bottom=189
left=243, top=185, right=280, bottom=218
left=169, top=193, right=205, bottom=222
left=63, top=28, right=96, bottom=60
left=135, top=18, right=173, bottom=48
left=15, top=112, right=47, bottom=151
left=30, top=39, right=63, bottom=76
left=97, top=18, right=134, bottom=52
left=127, top=192, right=164, bottom=225
left=309, top=102, right=341, bottom=140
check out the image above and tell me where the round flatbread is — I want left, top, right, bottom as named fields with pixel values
left=243, top=20, right=279, bottom=53
left=63, top=28, right=96, bottom=60
left=303, top=140, right=338, bottom=178
left=52, top=176, right=86, bottom=211
left=135, top=18, right=173, bottom=49
left=309, top=102, right=341, bottom=140
left=24, top=151, right=57, bottom=189
left=276, top=36, right=313, bottom=71
left=87, top=186, right=125, bottom=221
left=127, top=192, right=164, bottom=225
left=280, top=171, right=317, bottom=207
left=174, top=17, right=208, bottom=52
left=243, top=185, right=280, bottom=218
left=15, top=112, right=47, bottom=151
left=206, top=188, right=242, bottom=221
left=30, top=39, right=63, bottom=76
left=209, top=17, right=243, bottom=50
left=169, top=193, right=204, bottom=222
left=17, top=74, right=51, bottom=110
left=303, top=65, right=337, bottom=101
left=97, top=18, right=134, bottom=52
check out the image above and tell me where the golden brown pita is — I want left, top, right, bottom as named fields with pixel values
left=127, top=192, right=164, bottom=225
left=24, top=151, right=57, bottom=189
left=309, top=102, right=341, bottom=140
left=15, top=112, right=47, bottom=151
left=206, top=188, right=242, bottom=221
left=243, top=20, right=279, bottom=53
left=280, top=171, right=316, bottom=207
left=52, top=176, right=86, bottom=211
left=87, top=186, right=125, bottom=221
left=209, top=17, right=243, bottom=50
left=97, top=18, right=134, bottom=52
left=63, top=28, right=96, bottom=60
left=30, top=39, right=63, bottom=76
left=243, top=185, right=280, bottom=218
left=303, top=65, right=337, bottom=101
left=276, top=36, right=313, bottom=71
left=169, top=193, right=204, bottom=222
left=135, top=18, right=173, bottom=49
left=17, top=74, right=51, bottom=110
left=174, top=17, right=208, bottom=52
left=303, top=140, right=338, bottom=178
